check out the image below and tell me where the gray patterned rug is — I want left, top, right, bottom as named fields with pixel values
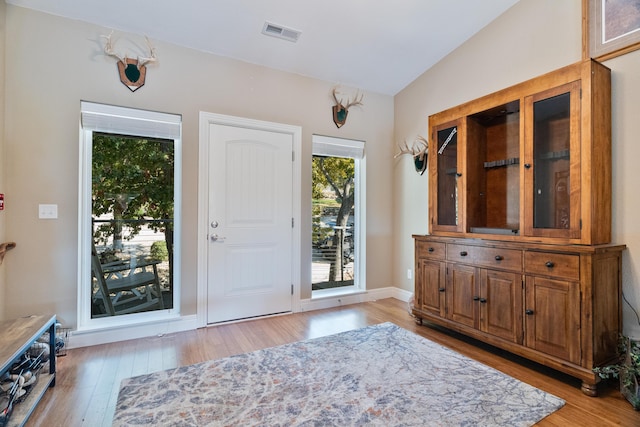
left=113, top=322, right=564, bottom=426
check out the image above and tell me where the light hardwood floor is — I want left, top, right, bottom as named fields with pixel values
left=27, top=298, right=640, bottom=426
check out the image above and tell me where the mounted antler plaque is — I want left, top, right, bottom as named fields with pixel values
left=395, top=136, right=429, bottom=175
left=102, top=31, right=157, bottom=92
left=332, top=88, right=363, bottom=128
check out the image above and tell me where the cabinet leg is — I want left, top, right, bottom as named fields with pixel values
left=581, top=381, right=598, bottom=397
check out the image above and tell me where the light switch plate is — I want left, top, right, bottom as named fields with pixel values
left=39, top=204, right=58, bottom=219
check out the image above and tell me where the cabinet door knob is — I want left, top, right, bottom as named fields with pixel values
left=545, top=261, right=555, bottom=268
left=428, top=247, right=435, bottom=252
left=495, top=255, right=503, bottom=261
left=525, top=309, right=534, bottom=315
left=456, top=172, right=462, bottom=177
left=479, top=298, right=487, bottom=303
left=439, top=287, right=446, bottom=293
left=473, top=296, right=480, bottom=301
left=524, top=163, right=531, bottom=169
left=460, top=251, right=468, bottom=256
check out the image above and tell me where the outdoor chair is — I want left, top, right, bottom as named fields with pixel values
left=91, top=243, right=164, bottom=316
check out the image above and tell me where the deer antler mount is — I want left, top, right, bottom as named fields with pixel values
left=395, top=136, right=429, bottom=175
left=0, top=242, right=16, bottom=265
left=102, top=31, right=157, bottom=92
left=332, top=88, right=364, bottom=128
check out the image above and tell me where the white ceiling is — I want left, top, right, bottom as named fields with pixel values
left=6, top=0, right=519, bottom=95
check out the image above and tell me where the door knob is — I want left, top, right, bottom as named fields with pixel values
left=210, top=221, right=219, bottom=228
left=210, top=234, right=226, bottom=242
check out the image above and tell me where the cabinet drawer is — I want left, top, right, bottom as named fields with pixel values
left=416, top=241, right=446, bottom=260
left=447, top=244, right=522, bottom=272
left=524, top=251, right=579, bottom=281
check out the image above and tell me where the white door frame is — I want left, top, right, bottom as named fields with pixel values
left=197, top=112, right=302, bottom=327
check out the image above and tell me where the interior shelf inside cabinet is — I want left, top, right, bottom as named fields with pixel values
left=469, top=227, right=520, bottom=235
left=537, top=149, right=569, bottom=160
left=484, top=157, right=520, bottom=168
left=466, top=100, right=521, bottom=233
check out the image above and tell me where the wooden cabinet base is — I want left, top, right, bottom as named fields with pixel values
left=413, top=235, right=625, bottom=396
left=413, top=312, right=601, bottom=395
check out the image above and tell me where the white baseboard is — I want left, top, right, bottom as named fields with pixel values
left=389, top=287, right=413, bottom=302
left=300, top=286, right=412, bottom=312
left=68, top=287, right=413, bottom=348
left=69, top=314, right=198, bottom=349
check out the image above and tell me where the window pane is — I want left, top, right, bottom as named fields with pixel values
left=312, top=155, right=355, bottom=290
left=91, top=132, right=174, bottom=317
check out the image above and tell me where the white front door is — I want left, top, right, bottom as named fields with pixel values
left=206, top=122, right=293, bottom=324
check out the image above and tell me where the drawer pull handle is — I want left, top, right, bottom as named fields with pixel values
left=439, top=288, right=446, bottom=293
left=479, top=298, right=487, bottom=303
left=495, top=255, right=503, bottom=261
left=473, top=296, right=480, bottom=301
left=545, top=261, right=555, bottom=268
left=460, top=251, right=468, bottom=256
left=525, top=309, right=534, bottom=315
left=428, top=247, right=435, bottom=252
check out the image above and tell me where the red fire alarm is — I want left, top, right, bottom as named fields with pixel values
left=0, top=194, right=4, bottom=210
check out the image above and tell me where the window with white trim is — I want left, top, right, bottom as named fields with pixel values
left=78, top=102, right=181, bottom=330
left=311, top=135, right=365, bottom=296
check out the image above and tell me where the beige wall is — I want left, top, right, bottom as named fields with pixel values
left=7, top=0, right=639, bottom=339
left=394, top=0, right=640, bottom=338
left=607, top=51, right=640, bottom=338
left=2, top=6, right=394, bottom=328
left=0, top=1, right=6, bottom=321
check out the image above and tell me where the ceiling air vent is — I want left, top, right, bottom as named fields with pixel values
left=262, top=22, right=301, bottom=42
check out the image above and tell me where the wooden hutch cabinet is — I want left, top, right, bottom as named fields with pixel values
left=413, top=59, right=625, bottom=396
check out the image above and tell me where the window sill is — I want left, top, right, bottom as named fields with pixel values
left=311, top=286, right=364, bottom=300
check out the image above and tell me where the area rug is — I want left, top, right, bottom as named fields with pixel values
left=113, top=322, right=564, bottom=426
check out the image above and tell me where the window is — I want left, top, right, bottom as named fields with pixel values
left=311, top=135, right=365, bottom=296
left=78, top=102, right=181, bottom=330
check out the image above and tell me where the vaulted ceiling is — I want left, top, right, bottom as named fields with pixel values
left=6, top=0, right=519, bottom=95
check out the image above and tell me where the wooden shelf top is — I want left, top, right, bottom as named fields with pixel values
left=0, top=314, right=56, bottom=372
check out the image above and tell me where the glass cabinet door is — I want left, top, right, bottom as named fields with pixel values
left=524, top=81, right=581, bottom=239
left=467, top=101, right=520, bottom=236
left=431, top=120, right=463, bottom=232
